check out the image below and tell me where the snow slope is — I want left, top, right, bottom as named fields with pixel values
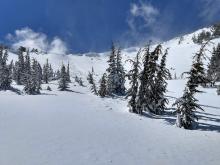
left=0, top=80, right=220, bottom=165
left=1, top=27, right=220, bottom=165
left=8, top=27, right=220, bottom=81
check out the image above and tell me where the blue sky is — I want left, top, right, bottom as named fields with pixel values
left=0, top=0, right=220, bottom=53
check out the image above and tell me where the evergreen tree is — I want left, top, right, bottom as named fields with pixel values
left=154, top=49, right=169, bottom=114
left=43, top=59, right=50, bottom=83
left=0, top=48, right=12, bottom=90
left=106, top=43, right=126, bottom=95
left=75, top=75, right=84, bottom=86
left=136, top=44, right=151, bottom=115
left=90, top=79, right=97, bottom=95
left=136, top=44, right=168, bottom=115
left=173, top=44, right=207, bottom=129
left=47, top=86, right=52, bottom=91
left=24, top=59, right=42, bottom=94
left=106, top=43, right=117, bottom=95
left=187, top=44, right=208, bottom=90
left=48, top=64, right=54, bottom=81
left=99, top=73, right=108, bottom=97
left=55, top=70, right=61, bottom=80
left=66, top=62, right=71, bottom=82
left=23, top=74, right=32, bottom=94
left=87, top=71, right=94, bottom=84
left=58, top=65, right=69, bottom=91
left=23, top=51, right=31, bottom=85
left=87, top=70, right=97, bottom=95
left=207, top=44, right=220, bottom=86
left=145, top=44, right=164, bottom=114
left=14, top=47, right=25, bottom=85
left=126, top=49, right=141, bottom=114
left=31, top=59, right=42, bottom=93
left=115, top=47, right=126, bottom=95
left=136, top=44, right=163, bottom=114
left=173, top=87, right=203, bottom=129
left=38, top=62, right=43, bottom=81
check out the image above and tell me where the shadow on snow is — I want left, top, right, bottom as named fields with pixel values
left=142, top=110, right=220, bottom=133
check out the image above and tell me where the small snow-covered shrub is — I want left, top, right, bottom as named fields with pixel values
left=47, top=86, right=52, bottom=91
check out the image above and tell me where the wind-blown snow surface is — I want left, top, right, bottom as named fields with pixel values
left=0, top=80, right=220, bottom=165
left=1, top=28, right=220, bottom=165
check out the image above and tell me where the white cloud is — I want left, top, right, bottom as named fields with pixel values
left=199, top=0, right=220, bottom=23
left=49, top=37, right=68, bottom=55
left=6, top=27, right=68, bottom=55
left=123, top=1, right=160, bottom=46
left=128, top=2, right=159, bottom=32
left=130, top=2, right=159, bottom=27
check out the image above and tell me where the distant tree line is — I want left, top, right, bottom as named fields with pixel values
left=192, top=22, right=220, bottom=44
left=0, top=46, right=71, bottom=94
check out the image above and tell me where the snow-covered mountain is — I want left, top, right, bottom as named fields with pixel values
left=7, top=27, right=220, bottom=81
left=1, top=27, right=220, bottom=165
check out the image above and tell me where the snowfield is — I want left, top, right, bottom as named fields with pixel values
left=1, top=27, right=220, bottom=165
left=0, top=80, right=220, bottom=165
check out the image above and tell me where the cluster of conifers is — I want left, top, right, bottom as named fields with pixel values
left=88, top=41, right=220, bottom=129
left=0, top=46, right=72, bottom=94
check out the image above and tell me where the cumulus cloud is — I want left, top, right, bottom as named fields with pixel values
left=199, top=0, right=220, bottom=23
left=6, top=27, right=68, bottom=55
left=49, top=37, right=68, bottom=55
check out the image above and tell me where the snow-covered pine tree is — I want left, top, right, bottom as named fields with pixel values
left=87, top=70, right=98, bottom=95
left=106, top=43, right=126, bottom=95
left=136, top=44, right=166, bottom=115
left=87, top=71, right=94, bottom=84
left=43, top=59, right=50, bottom=83
left=173, top=43, right=208, bottom=129
left=174, top=87, right=203, bottom=129
left=55, top=70, right=61, bottom=80
left=23, top=58, right=42, bottom=94
left=90, top=79, right=97, bottom=95
left=12, top=61, right=19, bottom=83
left=78, top=77, right=84, bottom=86
left=47, top=86, right=52, bottom=91
left=154, top=48, right=169, bottom=114
left=126, top=48, right=141, bottom=114
left=0, top=48, right=12, bottom=90
left=147, top=45, right=162, bottom=114
left=136, top=43, right=151, bottom=115
left=23, top=50, right=31, bottom=85
left=207, top=44, right=220, bottom=86
left=58, top=65, right=69, bottom=91
left=38, top=62, right=43, bottom=81
left=106, top=43, right=117, bottom=95
left=75, top=75, right=84, bottom=86
left=66, top=62, right=71, bottom=82
left=99, top=73, right=108, bottom=97
left=14, top=46, right=25, bottom=85
left=187, top=43, right=208, bottom=90
left=48, top=64, right=54, bottom=81
left=115, top=47, right=126, bottom=95
left=31, top=59, right=42, bottom=94
left=23, top=75, right=32, bottom=94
